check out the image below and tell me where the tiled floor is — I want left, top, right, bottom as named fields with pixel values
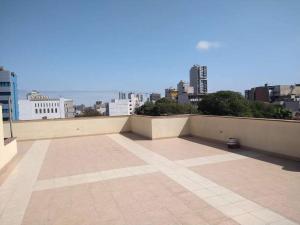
left=0, top=140, right=33, bottom=185
left=0, top=133, right=299, bottom=225
left=38, top=135, right=145, bottom=179
left=131, top=134, right=228, bottom=161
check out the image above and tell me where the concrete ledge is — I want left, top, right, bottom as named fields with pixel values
left=3, top=114, right=300, bottom=160
left=0, top=138, right=17, bottom=171
left=4, top=116, right=130, bottom=140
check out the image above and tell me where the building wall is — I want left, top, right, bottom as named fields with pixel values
left=178, top=93, right=190, bottom=104
left=109, top=94, right=144, bottom=116
left=151, top=116, right=190, bottom=139
left=109, top=99, right=130, bottom=116
left=130, top=116, right=152, bottom=139
left=64, top=99, right=75, bottom=118
left=190, top=115, right=300, bottom=160
left=165, top=88, right=178, bottom=100
left=4, top=116, right=130, bottom=140
left=0, top=69, right=19, bottom=121
left=150, top=93, right=161, bottom=102
left=189, top=65, right=207, bottom=95
left=0, top=105, right=17, bottom=170
left=19, top=99, right=64, bottom=120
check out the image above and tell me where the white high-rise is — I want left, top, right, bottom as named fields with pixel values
left=189, top=65, right=207, bottom=95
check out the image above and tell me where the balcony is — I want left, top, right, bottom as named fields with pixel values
left=0, top=114, right=300, bottom=225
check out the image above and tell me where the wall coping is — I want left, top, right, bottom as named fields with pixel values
left=189, top=114, right=300, bottom=124
left=3, top=114, right=300, bottom=124
left=3, top=115, right=130, bottom=124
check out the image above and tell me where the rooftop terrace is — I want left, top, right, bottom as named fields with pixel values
left=0, top=113, right=300, bottom=225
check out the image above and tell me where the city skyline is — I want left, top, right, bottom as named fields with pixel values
left=1, top=0, right=299, bottom=97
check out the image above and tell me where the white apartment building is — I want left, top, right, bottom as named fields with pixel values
left=18, top=91, right=74, bottom=120
left=109, top=93, right=144, bottom=116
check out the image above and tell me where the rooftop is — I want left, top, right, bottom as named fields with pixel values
left=1, top=132, right=299, bottom=225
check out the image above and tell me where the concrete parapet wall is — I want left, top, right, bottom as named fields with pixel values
left=4, top=116, right=130, bottom=141
left=190, top=115, right=300, bottom=160
left=3, top=114, right=300, bottom=160
left=0, top=105, right=18, bottom=170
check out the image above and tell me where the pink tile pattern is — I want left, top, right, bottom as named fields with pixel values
left=38, top=135, right=146, bottom=179
left=23, top=173, right=239, bottom=225
left=192, top=157, right=300, bottom=224
left=134, top=135, right=228, bottom=161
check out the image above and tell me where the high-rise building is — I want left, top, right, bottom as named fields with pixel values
left=0, top=67, right=19, bottom=121
left=189, top=65, right=207, bottom=95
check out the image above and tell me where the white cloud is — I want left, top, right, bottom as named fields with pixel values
left=196, top=41, right=221, bottom=51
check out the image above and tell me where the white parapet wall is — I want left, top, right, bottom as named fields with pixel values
left=0, top=105, right=17, bottom=170
left=151, top=115, right=190, bottom=139
left=189, top=115, right=300, bottom=160
left=4, top=116, right=131, bottom=141
left=3, top=114, right=300, bottom=160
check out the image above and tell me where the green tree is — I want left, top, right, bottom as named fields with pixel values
left=250, top=102, right=292, bottom=119
left=76, top=107, right=101, bottom=117
left=198, top=91, right=252, bottom=117
left=136, top=98, right=198, bottom=116
left=198, top=91, right=292, bottom=119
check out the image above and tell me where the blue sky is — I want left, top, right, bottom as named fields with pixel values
left=1, top=0, right=300, bottom=99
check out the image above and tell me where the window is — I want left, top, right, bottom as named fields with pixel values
left=0, top=92, right=11, bottom=96
left=51, top=108, right=53, bottom=113
left=35, top=109, right=38, bottom=114
left=39, top=109, right=42, bottom=113
left=55, top=108, right=57, bottom=113
left=0, top=100, right=8, bottom=104
left=0, top=82, right=10, bottom=87
left=47, top=108, right=50, bottom=113
left=43, top=109, right=46, bottom=113
left=2, top=109, right=9, bottom=113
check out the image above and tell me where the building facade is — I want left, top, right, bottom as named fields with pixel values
left=18, top=91, right=74, bottom=120
left=64, top=99, right=75, bottom=118
left=177, top=80, right=194, bottom=104
left=189, top=65, right=207, bottom=95
left=109, top=92, right=145, bottom=116
left=245, top=85, right=271, bottom=102
left=165, top=88, right=178, bottom=100
left=94, top=101, right=108, bottom=115
left=177, top=80, right=194, bottom=95
left=150, top=93, right=161, bottom=102
left=0, top=67, right=19, bottom=121
left=245, top=84, right=300, bottom=103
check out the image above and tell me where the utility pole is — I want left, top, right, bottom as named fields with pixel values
left=8, top=97, right=13, bottom=138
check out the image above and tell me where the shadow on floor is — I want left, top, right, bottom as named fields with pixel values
left=181, top=136, right=300, bottom=173
left=121, top=132, right=300, bottom=173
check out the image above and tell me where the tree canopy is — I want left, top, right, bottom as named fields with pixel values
left=136, top=98, right=197, bottom=116
left=136, top=91, right=292, bottom=120
left=198, top=91, right=292, bottom=119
